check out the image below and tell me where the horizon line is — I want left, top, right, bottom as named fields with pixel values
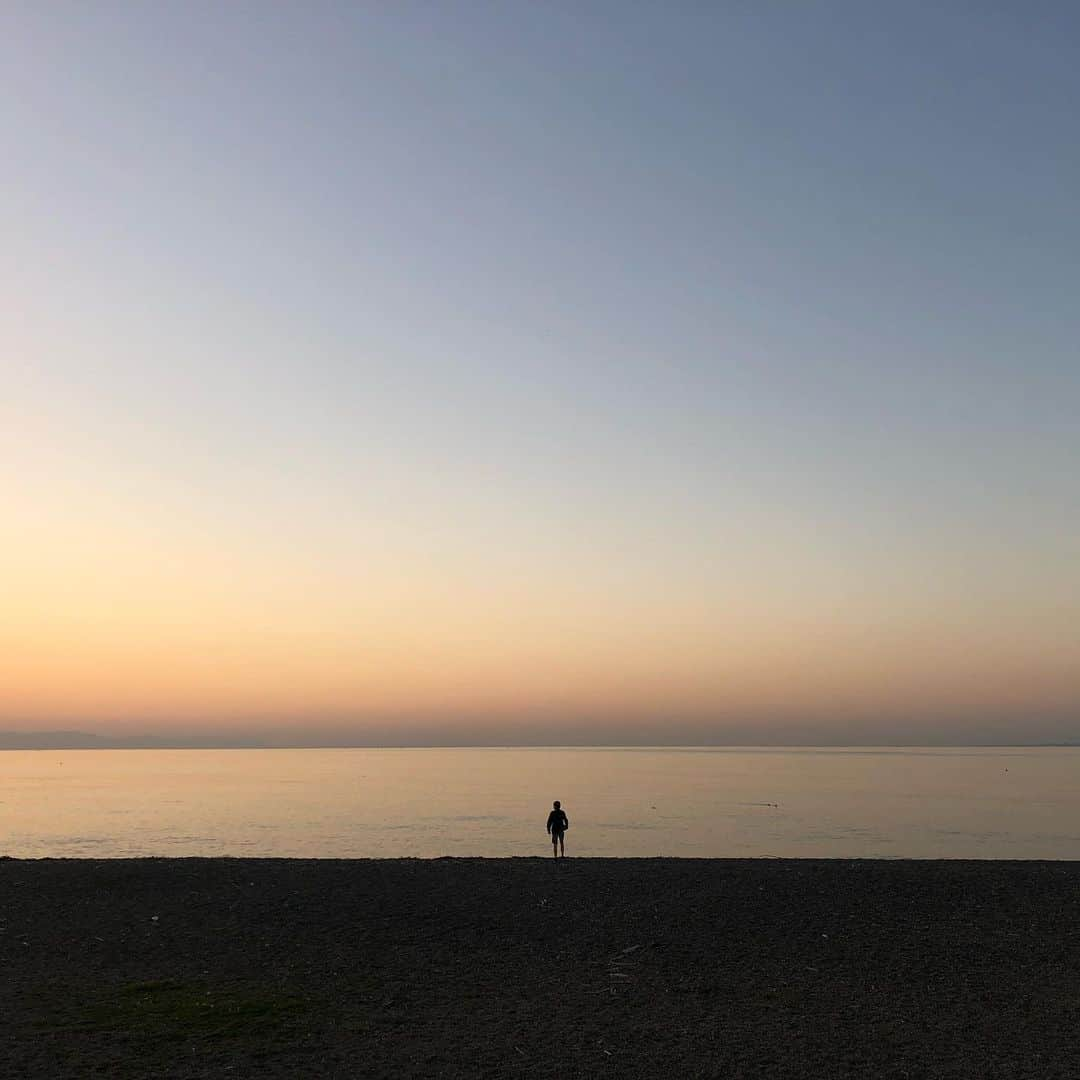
left=2, top=733, right=1078, bottom=751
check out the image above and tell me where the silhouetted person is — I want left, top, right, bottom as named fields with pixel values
left=546, top=800, right=568, bottom=858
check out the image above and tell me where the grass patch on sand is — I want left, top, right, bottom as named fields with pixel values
left=40, top=979, right=313, bottom=1040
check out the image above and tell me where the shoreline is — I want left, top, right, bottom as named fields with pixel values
left=6, top=857, right=1079, bottom=1077
left=7, top=854, right=1080, bottom=863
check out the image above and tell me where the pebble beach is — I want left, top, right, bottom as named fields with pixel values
left=4, top=857, right=1079, bottom=1078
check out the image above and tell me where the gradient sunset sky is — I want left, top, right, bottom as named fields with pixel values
left=5, top=4, right=1079, bottom=744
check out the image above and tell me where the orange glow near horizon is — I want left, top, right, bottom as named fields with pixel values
left=5, top=460, right=1078, bottom=741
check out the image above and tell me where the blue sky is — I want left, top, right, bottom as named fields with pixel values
left=4, top=4, right=1079, bottom=742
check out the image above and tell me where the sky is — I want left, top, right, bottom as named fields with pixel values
left=3, top=3, right=1079, bottom=745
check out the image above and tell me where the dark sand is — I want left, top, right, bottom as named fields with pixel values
left=4, top=858, right=1079, bottom=1078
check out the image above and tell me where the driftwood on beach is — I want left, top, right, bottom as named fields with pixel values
left=4, top=857, right=1078, bottom=1078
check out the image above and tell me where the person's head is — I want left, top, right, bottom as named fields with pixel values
left=553, top=800, right=561, bottom=809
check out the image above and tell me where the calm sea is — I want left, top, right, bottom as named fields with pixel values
left=3, top=746, right=1080, bottom=860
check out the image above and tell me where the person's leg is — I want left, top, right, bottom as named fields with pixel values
left=552, top=836, right=558, bottom=858
left=559, top=834, right=565, bottom=857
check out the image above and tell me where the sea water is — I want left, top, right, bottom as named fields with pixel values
left=3, top=746, right=1080, bottom=860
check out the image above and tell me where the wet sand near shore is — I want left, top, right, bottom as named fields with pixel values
left=4, top=857, right=1079, bottom=1078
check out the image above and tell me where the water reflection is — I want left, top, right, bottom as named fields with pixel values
left=4, top=746, right=1080, bottom=859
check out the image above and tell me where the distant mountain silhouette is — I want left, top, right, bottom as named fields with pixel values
left=0, top=731, right=269, bottom=750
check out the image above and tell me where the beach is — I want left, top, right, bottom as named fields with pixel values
left=4, top=857, right=1078, bottom=1078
